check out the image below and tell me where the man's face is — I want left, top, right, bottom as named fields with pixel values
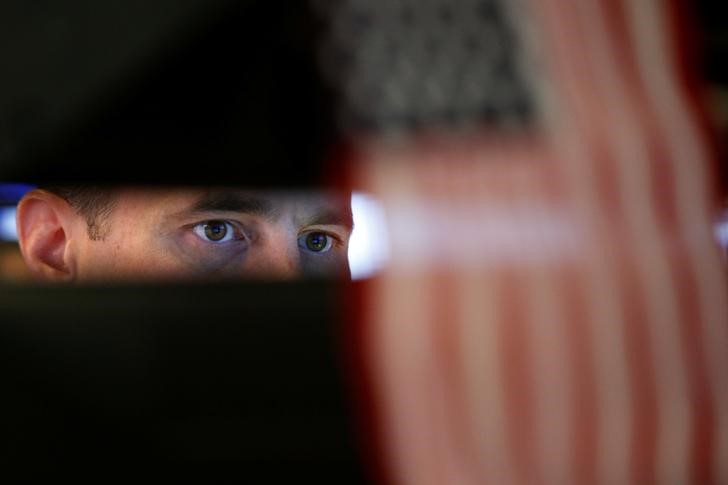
left=33, top=187, right=353, bottom=282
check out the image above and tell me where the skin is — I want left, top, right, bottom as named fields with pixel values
left=16, top=187, right=353, bottom=282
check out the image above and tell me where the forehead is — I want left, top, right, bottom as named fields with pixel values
left=110, top=187, right=352, bottom=221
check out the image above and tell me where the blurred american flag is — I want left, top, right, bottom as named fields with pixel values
left=325, top=0, right=728, bottom=483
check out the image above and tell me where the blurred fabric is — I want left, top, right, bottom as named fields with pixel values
left=333, top=0, right=728, bottom=484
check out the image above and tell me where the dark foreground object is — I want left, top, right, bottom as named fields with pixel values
left=0, top=281, right=366, bottom=483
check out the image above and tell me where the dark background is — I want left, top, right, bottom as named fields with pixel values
left=692, top=0, right=728, bottom=195
left=0, top=0, right=724, bottom=187
left=0, top=0, right=337, bottom=187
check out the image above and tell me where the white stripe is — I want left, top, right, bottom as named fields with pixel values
left=625, top=0, right=728, bottom=481
left=383, top=200, right=581, bottom=267
left=458, top=270, right=515, bottom=484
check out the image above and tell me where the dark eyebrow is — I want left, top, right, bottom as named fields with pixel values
left=307, top=206, right=354, bottom=232
left=187, top=191, right=276, bottom=218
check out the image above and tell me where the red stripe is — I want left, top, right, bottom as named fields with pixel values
left=562, top=264, right=599, bottom=484
left=591, top=143, right=625, bottom=231
left=617, top=257, right=658, bottom=485
left=647, top=140, right=680, bottom=239
left=499, top=268, right=538, bottom=483
left=430, top=269, right=482, bottom=484
left=593, top=0, right=651, bottom=116
left=673, top=252, right=716, bottom=484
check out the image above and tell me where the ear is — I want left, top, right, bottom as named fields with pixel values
left=15, top=189, right=79, bottom=282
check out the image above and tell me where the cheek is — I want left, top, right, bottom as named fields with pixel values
left=299, top=250, right=350, bottom=277
left=76, top=233, right=181, bottom=281
left=74, top=241, right=123, bottom=281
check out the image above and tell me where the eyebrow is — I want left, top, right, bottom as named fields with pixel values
left=307, top=206, right=354, bottom=232
left=180, top=190, right=354, bottom=231
left=186, top=191, right=277, bottom=218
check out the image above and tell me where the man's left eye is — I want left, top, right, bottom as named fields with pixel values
left=192, top=220, right=236, bottom=243
left=298, top=232, right=334, bottom=253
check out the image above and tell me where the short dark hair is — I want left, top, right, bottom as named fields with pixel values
left=43, top=186, right=116, bottom=241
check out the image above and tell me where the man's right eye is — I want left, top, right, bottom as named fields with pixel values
left=192, top=220, right=237, bottom=243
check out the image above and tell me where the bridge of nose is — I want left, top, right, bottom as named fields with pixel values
left=243, top=221, right=301, bottom=279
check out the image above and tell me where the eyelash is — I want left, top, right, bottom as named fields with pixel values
left=191, top=220, right=246, bottom=244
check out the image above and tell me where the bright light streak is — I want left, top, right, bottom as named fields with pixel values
left=0, top=207, right=18, bottom=241
left=348, top=192, right=390, bottom=279
left=716, top=211, right=728, bottom=252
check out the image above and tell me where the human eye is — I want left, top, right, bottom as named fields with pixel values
left=191, top=220, right=241, bottom=244
left=297, top=231, right=336, bottom=253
